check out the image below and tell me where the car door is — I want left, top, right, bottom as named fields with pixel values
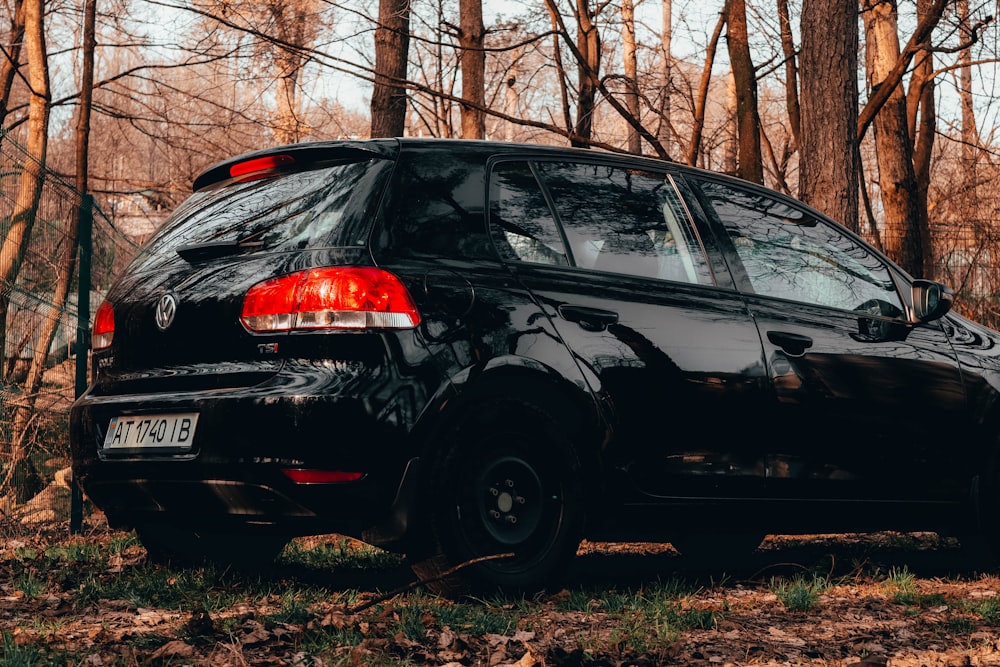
left=688, top=174, right=969, bottom=509
left=488, top=158, right=770, bottom=505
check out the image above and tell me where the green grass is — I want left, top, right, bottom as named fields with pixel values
left=279, top=537, right=405, bottom=570
left=434, top=597, right=519, bottom=635
left=1, top=632, right=65, bottom=667
left=770, top=574, right=828, bottom=611
left=963, top=597, right=1000, bottom=625
left=14, top=572, right=44, bottom=597
left=262, top=590, right=320, bottom=626
left=884, top=565, right=918, bottom=605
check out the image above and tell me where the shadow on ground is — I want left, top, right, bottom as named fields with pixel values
left=265, top=532, right=999, bottom=594
left=569, top=532, right=996, bottom=588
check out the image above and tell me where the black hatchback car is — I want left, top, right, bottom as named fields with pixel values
left=70, top=138, right=1000, bottom=594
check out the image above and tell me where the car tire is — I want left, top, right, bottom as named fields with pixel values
left=410, top=399, right=585, bottom=597
left=135, top=524, right=288, bottom=570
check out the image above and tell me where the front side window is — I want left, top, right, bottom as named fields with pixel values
left=697, top=178, right=903, bottom=314
left=535, top=162, right=713, bottom=284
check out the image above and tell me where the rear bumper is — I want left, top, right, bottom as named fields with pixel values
left=69, top=359, right=429, bottom=540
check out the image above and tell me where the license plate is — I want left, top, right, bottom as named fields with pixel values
left=103, top=413, right=199, bottom=449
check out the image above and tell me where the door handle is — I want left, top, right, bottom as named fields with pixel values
left=557, top=304, right=619, bottom=332
left=766, top=330, right=813, bottom=357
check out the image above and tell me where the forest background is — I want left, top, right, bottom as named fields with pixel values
left=0, top=0, right=999, bottom=515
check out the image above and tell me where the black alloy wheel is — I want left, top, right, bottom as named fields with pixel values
left=412, top=399, right=584, bottom=597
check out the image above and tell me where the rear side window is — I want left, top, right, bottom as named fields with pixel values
left=535, top=161, right=714, bottom=284
left=489, top=162, right=569, bottom=266
left=129, top=159, right=391, bottom=273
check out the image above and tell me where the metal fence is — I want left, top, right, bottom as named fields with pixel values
left=0, top=129, right=137, bottom=534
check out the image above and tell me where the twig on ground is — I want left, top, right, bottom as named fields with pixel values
left=347, top=552, right=515, bottom=613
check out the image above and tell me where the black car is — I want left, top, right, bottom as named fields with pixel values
left=70, top=138, right=1000, bottom=594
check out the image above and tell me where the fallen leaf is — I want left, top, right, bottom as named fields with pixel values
left=149, top=640, right=194, bottom=660
left=239, top=619, right=272, bottom=646
left=507, top=649, right=538, bottom=667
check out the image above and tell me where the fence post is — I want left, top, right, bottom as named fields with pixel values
left=70, top=193, right=93, bottom=534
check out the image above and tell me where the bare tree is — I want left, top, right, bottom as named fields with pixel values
left=776, top=0, right=799, bottom=149
left=863, top=0, right=923, bottom=277
left=907, top=0, right=938, bottom=277
left=11, top=0, right=97, bottom=477
left=957, top=0, right=978, bottom=173
left=621, top=0, right=639, bottom=154
left=0, top=0, right=49, bottom=492
left=657, top=0, right=672, bottom=151
left=0, top=0, right=24, bottom=125
left=686, top=11, right=726, bottom=167
left=572, top=0, right=601, bottom=147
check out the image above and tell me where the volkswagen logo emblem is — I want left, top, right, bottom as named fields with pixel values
left=154, top=293, right=177, bottom=331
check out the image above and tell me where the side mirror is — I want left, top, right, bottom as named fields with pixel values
left=911, top=279, right=953, bottom=323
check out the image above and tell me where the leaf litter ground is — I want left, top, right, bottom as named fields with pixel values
left=1, top=520, right=999, bottom=666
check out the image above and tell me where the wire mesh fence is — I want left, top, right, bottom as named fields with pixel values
left=0, top=129, right=138, bottom=534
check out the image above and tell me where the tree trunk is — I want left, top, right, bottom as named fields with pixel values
left=545, top=3, right=574, bottom=137
left=798, top=0, right=858, bottom=231
left=12, top=0, right=96, bottom=475
left=777, top=0, right=800, bottom=149
left=863, top=0, right=922, bottom=277
left=0, top=0, right=49, bottom=286
left=723, top=72, right=737, bottom=174
left=0, top=0, right=25, bottom=125
left=724, top=0, right=763, bottom=184
left=370, top=0, right=411, bottom=138
left=622, top=0, right=640, bottom=154
left=957, top=0, right=977, bottom=172
left=573, top=0, right=600, bottom=147
left=907, top=0, right=936, bottom=278
left=857, top=0, right=946, bottom=142
left=1, top=0, right=49, bottom=493
left=686, top=11, right=726, bottom=166
left=459, top=0, right=485, bottom=139
left=657, top=0, right=672, bottom=151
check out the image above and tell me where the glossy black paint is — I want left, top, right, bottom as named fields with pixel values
left=70, top=138, right=1000, bottom=571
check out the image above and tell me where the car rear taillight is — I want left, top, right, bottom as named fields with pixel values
left=240, top=267, right=421, bottom=333
left=92, top=300, right=115, bottom=350
left=282, top=469, right=364, bottom=484
left=229, top=154, right=295, bottom=182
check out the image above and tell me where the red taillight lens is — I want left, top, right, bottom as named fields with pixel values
left=229, top=154, right=295, bottom=181
left=282, top=469, right=364, bottom=484
left=241, top=267, right=421, bottom=333
left=92, top=300, right=115, bottom=350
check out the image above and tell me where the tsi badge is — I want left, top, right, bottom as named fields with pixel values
left=154, top=293, right=178, bottom=331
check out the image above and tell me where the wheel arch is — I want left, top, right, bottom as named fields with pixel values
left=404, top=355, right=609, bottom=550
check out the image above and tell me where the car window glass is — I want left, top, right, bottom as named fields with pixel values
left=489, top=162, right=569, bottom=266
left=134, top=161, right=389, bottom=272
left=535, top=161, right=713, bottom=284
left=698, top=179, right=904, bottom=314
left=379, top=150, right=498, bottom=260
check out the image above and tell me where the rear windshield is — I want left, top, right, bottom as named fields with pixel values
left=127, top=158, right=392, bottom=273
